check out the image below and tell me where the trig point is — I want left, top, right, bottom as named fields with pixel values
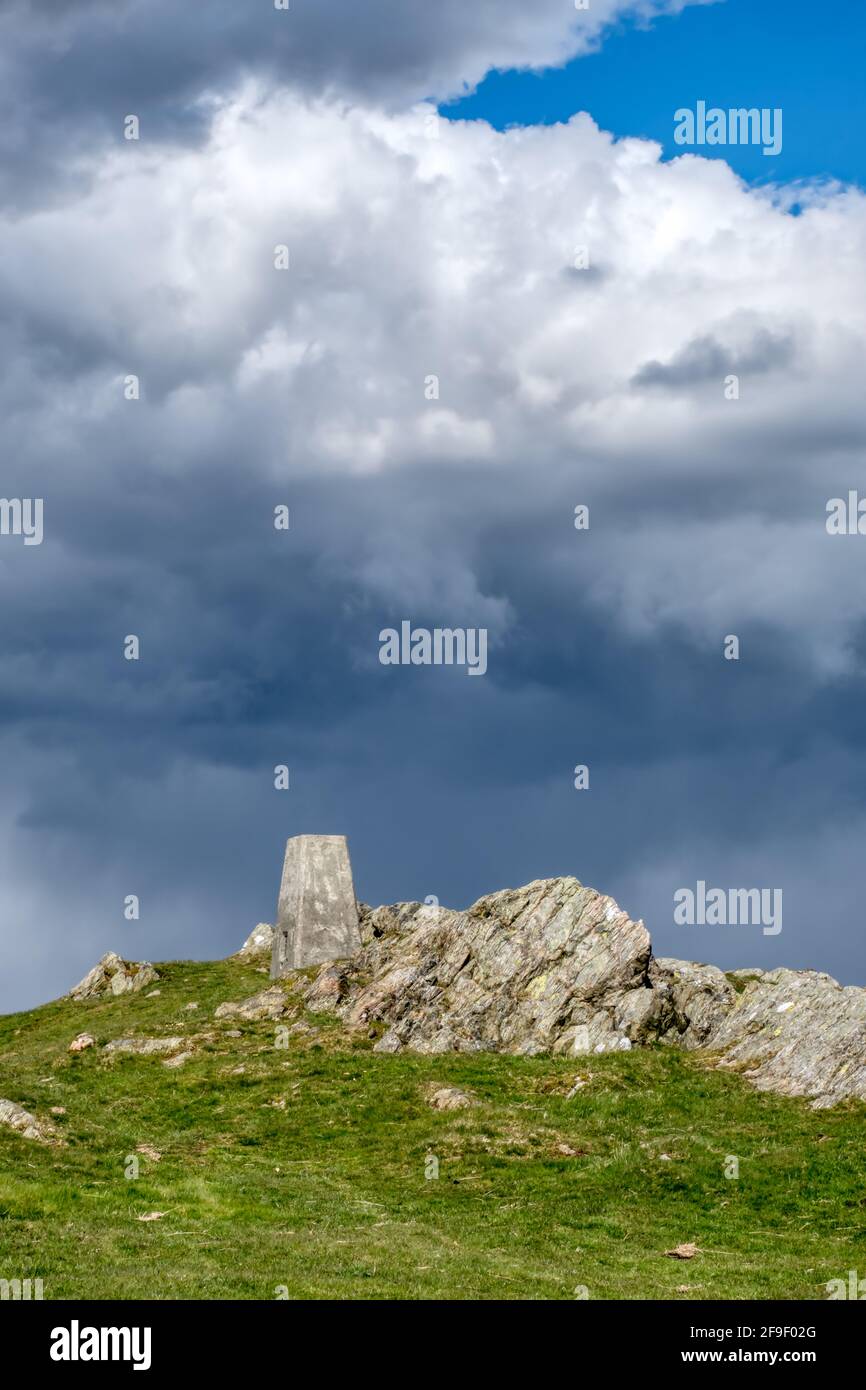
left=271, top=834, right=361, bottom=977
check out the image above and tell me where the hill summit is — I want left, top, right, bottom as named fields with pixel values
left=1, top=871, right=864, bottom=1301
left=240, top=874, right=864, bottom=1110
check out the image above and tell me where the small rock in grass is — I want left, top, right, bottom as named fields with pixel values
left=428, top=1086, right=473, bottom=1111
left=68, top=1033, right=96, bottom=1054
left=162, top=1051, right=194, bottom=1068
left=215, top=986, right=287, bottom=1022
left=0, top=1098, right=59, bottom=1143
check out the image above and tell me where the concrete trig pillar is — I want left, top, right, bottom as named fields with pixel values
left=270, top=834, right=361, bottom=977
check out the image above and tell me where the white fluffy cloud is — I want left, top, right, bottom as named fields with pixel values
left=4, top=88, right=865, bottom=671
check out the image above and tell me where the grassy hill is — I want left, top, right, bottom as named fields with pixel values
left=0, top=954, right=863, bottom=1300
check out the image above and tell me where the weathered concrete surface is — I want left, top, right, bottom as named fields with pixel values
left=271, top=835, right=361, bottom=977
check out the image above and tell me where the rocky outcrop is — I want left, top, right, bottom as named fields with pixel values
left=69, top=952, right=158, bottom=1001
left=652, top=959, right=866, bottom=1108
left=268, top=875, right=866, bottom=1109
left=0, top=1098, right=59, bottom=1143
left=315, top=878, right=659, bottom=1056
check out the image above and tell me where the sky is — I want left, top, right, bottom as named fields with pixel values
left=446, top=0, right=866, bottom=188
left=1, top=0, right=866, bottom=1012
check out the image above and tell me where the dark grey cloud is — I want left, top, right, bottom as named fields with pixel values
left=1, top=0, right=703, bottom=105
left=632, top=326, right=796, bottom=388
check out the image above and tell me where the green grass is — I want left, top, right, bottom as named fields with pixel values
left=0, top=957, right=864, bottom=1300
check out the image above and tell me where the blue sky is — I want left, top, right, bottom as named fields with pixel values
left=445, top=0, right=866, bottom=188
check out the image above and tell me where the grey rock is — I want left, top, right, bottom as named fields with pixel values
left=305, top=963, right=350, bottom=1013
left=0, top=1098, right=58, bottom=1143
left=287, top=1020, right=319, bottom=1037
left=215, top=986, right=287, bottom=1022
left=337, top=878, right=653, bottom=1056
left=235, top=923, right=274, bottom=961
left=649, top=958, right=736, bottom=1047
left=428, top=1086, right=474, bottom=1111
left=654, top=959, right=866, bottom=1108
left=162, top=1051, right=194, bottom=1068
left=103, top=1037, right=185, bottom=1056
left=271, top=834, right=361, bottom=976
left=69, top=952, right=159, bottom=1001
